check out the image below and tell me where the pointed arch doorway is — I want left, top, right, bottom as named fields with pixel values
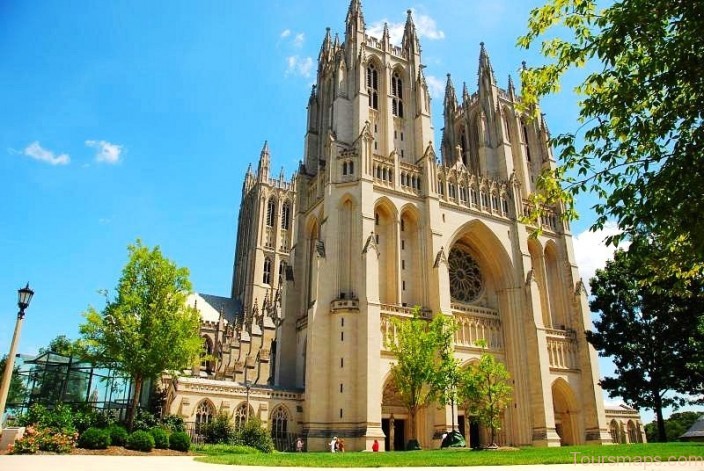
left=381, top=379, right=408, bottom=451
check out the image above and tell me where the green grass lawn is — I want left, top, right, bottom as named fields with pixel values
left=194, top=442, right=704, bottom=467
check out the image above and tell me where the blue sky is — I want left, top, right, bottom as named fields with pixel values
left=0, top=1, right=683, bottom=421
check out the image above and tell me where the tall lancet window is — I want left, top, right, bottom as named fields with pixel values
left=267, top=198, right=277, bottom=227
left=391, top=71, right=403, bottom=118
left=281, top=201, right=291, bottom=230
left=263, top=257, right=272, bottom=285
left=367, top=63, right=379, bottom=110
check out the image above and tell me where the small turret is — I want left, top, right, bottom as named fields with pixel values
left=508, top=74, right=516, bottom=102
left=382, top=22, right=390, bottom=50
left=257, top=141, right=270, bottom=182
left=477, top=42, right=497, bottom=90
left=318, top=27, right=332, bottom=64
left=401, top=9, right=420, bottom=56
left=443, top=73, right=457, bottom=112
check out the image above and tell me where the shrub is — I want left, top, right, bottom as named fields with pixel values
left=72, top=407, right=116, bottom=433
left=201, top=412, right=235, bottom=444
left=78, top=427, right=111, bottom=449
left=161, top=414, right=186, bottom=433
left=238, top=418, right=274, bottom=453
left=132, top=409, right=159, bottom=432
left=108, top=425, right=129, bottom=446
left=169, top=431, right=191, bottom=452
left=10, top=425, right=77, bottom=454
left=150, top=427, right=170, bottom=449
left=126, top=430, right=155, bottom=452
left=18, top=404, right=76, bottom=434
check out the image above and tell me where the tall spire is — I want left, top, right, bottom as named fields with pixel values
left=345, top=0, right=365, bottom=35
left=319, top=27, right=332, bottom=61
left=477, top=41, right=497, bottom=88
left=401, top=9, right=419, bottom=54
left=444, top=73, right=457, bottom=112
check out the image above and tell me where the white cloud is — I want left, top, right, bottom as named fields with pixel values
left=85, top=140, right=123, bottom=164
left=367, top=10, right=445, bottom=46
left=424, top=75, right=445, bottom=99
left=286, top=55, right=314, bottom=78
left=294, top=33, right=305, bottom=48
left=414, top=13, right=445, bottom=40
left=21, top=141, right=70, bottom=165
left=280, top=29, right=304, bottom=49
left=572, top=222, right=629, bottom=291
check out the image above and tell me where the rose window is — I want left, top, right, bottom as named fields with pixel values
left=449, top=248, right=484, bottom=303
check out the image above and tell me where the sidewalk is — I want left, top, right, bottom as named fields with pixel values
left=0, top=455, right=702, bottom=471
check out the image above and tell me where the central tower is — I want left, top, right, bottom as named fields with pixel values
left=277, top=2, right=435, bottom=450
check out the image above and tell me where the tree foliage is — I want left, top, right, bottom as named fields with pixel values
left=0, top=355, right=27, bottom=407
left=79, top=240, right=202, bottom=428
left=457, top=342, right=513, bottom=448
left=385, top=309, right=455, bottom=449
left=587, top=238, right=704, bottom=442
left=519, top=0, right=704, bottom=282
left=644, top=411, right=703, bottom=443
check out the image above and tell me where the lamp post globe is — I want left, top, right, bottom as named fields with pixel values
left=17, top=283, right=34, bottom=315
left=0, top=283, right=34, bottom=428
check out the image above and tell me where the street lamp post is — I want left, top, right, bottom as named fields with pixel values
left=0, top=283, right=34, bottom=428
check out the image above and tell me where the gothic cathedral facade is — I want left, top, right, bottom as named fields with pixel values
left=166, top=1, right=616, bottom=451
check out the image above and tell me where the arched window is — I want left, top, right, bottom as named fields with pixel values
left=281, top=202, right=291, bottom=230
left=195, top=400, right=215, bottom=434
left=234, top=402, right=253, bottom=429
left=270, top=405, right=289, bottom=439
left=201, top=336, right=214, bottom=374
left=266, top=198, right=277, bottom=227
left=263, top=257, right=272, bottom=284
left=391, top=71, right=403, bottom=117
left=367, top=63, right=379, bottom=110
left=491, top=193, right=499, bottom=211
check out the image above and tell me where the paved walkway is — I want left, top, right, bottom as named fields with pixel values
left=0, top=455, right=702, bottom=471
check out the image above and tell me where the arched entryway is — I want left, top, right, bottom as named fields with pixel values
left=552, top=379, right=581, bottom=445
left=381, top=378, right=408, bottom=451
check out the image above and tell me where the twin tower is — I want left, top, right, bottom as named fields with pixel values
left=221, top=0, right=612, bottom=451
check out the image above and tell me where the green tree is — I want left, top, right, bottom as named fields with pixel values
left=645, top=411, right=702, bottom=442
left=587, top=239, right=704, bottom=442
left=385, top=309, right=455, bottom=450
left=518, top=0, right=704, bottom=282
left=457, top=342, right=513, bottom=448
left=79, top=240, right=202, bottom=428
left=0, top=355, right=28, bottom=407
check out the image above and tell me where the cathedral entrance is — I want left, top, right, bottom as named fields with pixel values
left=381, top=417, right=407, bottom=451
left=382, top=378, right=410, bottom=450
left=552, top=379, right=580, bottom=445
left=469, top=416, right=481, bottom=448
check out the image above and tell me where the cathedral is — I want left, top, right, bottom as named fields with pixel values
left=165, top=1, right=642, bottom=451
